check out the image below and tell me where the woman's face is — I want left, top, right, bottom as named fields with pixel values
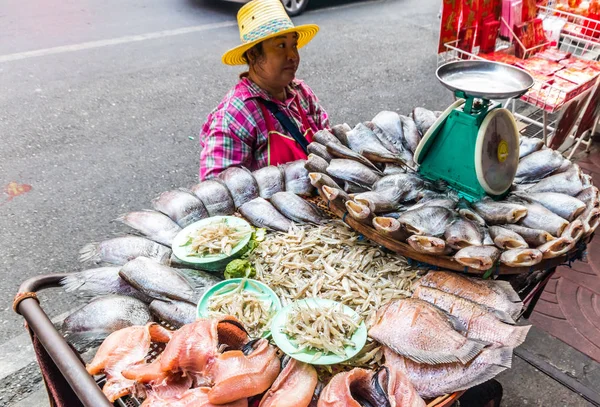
left=251, top=32, right=300, bottom=89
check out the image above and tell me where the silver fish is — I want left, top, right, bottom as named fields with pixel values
left=554, top=158, right=574, bottom=174
left=346, top=123, right=407, bottom=165
left=116, top=210, right=182, bottom=247
left=514, top=192, right=586, bottom=221
left=284, top=159, right=314, bottom=196
left=397, top=206, right=454, bottom=236
left=454, top=245, right=501, bottom=270
left=321, top=185, right=350, bottom=204
left=537, top=237, right=573, bottom=259
left=371, top=111, right=415, bottom=163
left=488, top=226, right=529, bottom=249
left=412, top=285, right=530, bottom=347
left=152, top=189, right=208, bottom=228
left=119, top=257, right=197, bottom=304
left=344, top=181, right=370, bottom=194
left=253, top=166, right=285, bottom=200
left=307, top=142, right=332, bottom=162
left=519, top=202, right=569, bottom=236
left=519, top=136, right=544, bottom=158
left=327, top=159, right=382, bottom=189
left=370, top=299, right=485, bottom=365
left=149, top=300, right=197, bottom=328
left=576, top=186, right=599, bottom=208
left=313, top=129, right=340, bottom=146
left=444, top=217, right=483, bottom=250
left=219, top=166, right=259, bottom=208
left=270, top=191, right=326, bottom=224
left=326, top=141, right=382, bottom=172
left=579, top=204, right=600, bottom=236
left=373, top=216, right=410, bottom=241
left=239, top=197, right=293, bottom=232
left=191, top=179, right=235, bottom=216
left=373, top=173, right=425, bottom=199
left=411, top=198, right=457, bottom=212
left=527, top=170, right=584, bottom=196
left=80, top=236, right=171, bottom=265
left=400, top=115, right=421, bottom=154
left=62, top=295, right=152, bottom=344
left=500, top=248, right=543, bottom=267
left=458, top=207, right=487, bottom=226
left=560, top=219, right=585, bottom=242
left=305, top=153, right=330, bottom=174
left=353, top=189, right=406, bottom=213
left=383, top=164, right=406, bottom=175
left=412, top=107, right=437, bottom=136
left=407, top=235, right=451, bottom=255
left=345, top=200, right=372, bottom=223
left=502, top=224, right=555, bottom=247
left=515, top=149, right=565, bottom=184
left=60, top=267, right=151, bottom=303
left=309, top=172, right=342, bottom=190
left=331, top=123, right=351, bottom=145
left=472, top=199, right=528, bottom=225
left=384, top=346, right=512, bottom=399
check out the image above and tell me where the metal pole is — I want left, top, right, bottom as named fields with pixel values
left=16, top=274, right=113, bottom=407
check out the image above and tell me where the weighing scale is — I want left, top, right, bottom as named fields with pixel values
left=414, top=61, right=534, bottom=202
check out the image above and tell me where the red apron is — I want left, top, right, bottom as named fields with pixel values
left=258, top=95, right=315, bottom=166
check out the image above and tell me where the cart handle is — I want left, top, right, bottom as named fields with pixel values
left=14, top=273, right=113, bottom=407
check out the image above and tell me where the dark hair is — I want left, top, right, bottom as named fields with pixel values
left=242, top=42, right=266, bottom=66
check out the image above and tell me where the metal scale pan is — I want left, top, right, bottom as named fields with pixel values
left=436, top=60, right=535, bottom=100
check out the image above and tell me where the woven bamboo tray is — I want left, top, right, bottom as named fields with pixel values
left=312, top=190, right=587, bottom=276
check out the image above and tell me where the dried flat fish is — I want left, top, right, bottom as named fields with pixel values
left=369, top=298, right=485, bottom=364
left=488, top=226, right=528, bottom=250
left=454, top=246, right=501, bottom=271
left=414, top=271, right=522, bottom=320
left=253, top=166, right=285, bottom=200
left=412, top=286, right=530, bottom=347
left=500, top=249, right=543, bottom=267
left=407, top=235, right=450, bottom=255
left=191, top=179, right=236, bottom=217
left=219, top=166, right=259, bottom=209
left=152, top=188, right=209, bottom=228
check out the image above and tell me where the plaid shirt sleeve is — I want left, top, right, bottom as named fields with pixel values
left=199, top=98, right=258, bottom=180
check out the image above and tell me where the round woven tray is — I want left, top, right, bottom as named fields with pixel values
left=311, top=191, right=588, bottom=276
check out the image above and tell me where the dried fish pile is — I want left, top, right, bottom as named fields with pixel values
left=251, top=221, right=420, bottom=324
left=184, top=219, right=249, bottom=257
left=250, top=220, right=421, bottom=368
left=207, top=280, right=275, bottom=338
left=282, top=302, right=361, bottom=357
left=305, top=108, right=599, bottom=271
left=371, top=271, right=530, bottom=399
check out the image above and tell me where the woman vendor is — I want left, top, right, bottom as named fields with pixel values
left=199, top=0, right=330, bottom=180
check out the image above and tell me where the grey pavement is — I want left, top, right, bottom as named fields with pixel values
left=0, top=0, right=597, bottom=405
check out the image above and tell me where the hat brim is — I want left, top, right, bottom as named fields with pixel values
left=222, top=24, right=319, bottom=66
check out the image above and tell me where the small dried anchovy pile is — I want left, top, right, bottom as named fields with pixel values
left=282, top=302, right=361, bottom=358
left=185, top=220, right=250, bottom=257
left=207, top=280, right=275, bottom=338
left=250, top=220, right=423, bottom=367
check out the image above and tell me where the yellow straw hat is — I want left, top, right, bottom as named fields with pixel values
left=222, top=0, right=319, bottom=66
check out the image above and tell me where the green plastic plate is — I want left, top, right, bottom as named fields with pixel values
left=270, top=298, right=367, bottom=365
left=171, top=216, right=253, bottom=272
left=197, top=278, right=282, bottom=337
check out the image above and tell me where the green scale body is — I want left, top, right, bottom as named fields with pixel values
left=414, top=92, right=520, bottom=203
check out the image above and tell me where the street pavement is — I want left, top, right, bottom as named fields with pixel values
left=0, top=0, right=597, bottom=405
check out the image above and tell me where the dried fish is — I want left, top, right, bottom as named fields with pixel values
left=282, top=302, right=361, bottom=357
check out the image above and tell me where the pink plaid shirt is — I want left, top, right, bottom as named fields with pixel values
left=199, top=76, right=330, bottom=180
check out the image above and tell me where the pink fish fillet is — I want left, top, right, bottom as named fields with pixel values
left=380, top=360, right=426, bottom=407
left=140, top=387, right=248, bottom=407
left=317, top=368, right=389, bottom=407
left=207, top=338, right=281, bottom=404
left=86, top=323, right=172, bottom=402
left=368, top=298, right=484, bottom=365
left=383, top=346, right=512, bottom=399
left=259, top=358, right=318, bottom=407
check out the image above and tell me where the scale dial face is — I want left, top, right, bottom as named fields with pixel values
left=475, top=108, right=520, bottom=196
